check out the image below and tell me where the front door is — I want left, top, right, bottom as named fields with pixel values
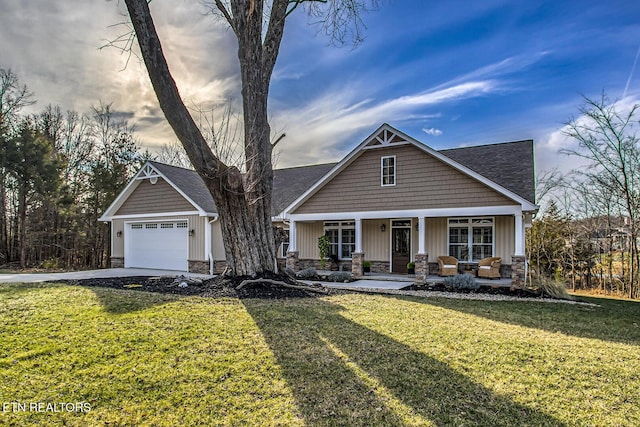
left=392, top=226, right=411, bottom=273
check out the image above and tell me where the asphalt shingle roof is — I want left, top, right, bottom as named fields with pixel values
left=147, top=139, right=535, bottom=215
left=441, top=140, right=535, bottom=204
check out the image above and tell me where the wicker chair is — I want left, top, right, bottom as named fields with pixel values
left=438, top=256, right=459, bottom=277
left=477, top=257, right=502, bottom=279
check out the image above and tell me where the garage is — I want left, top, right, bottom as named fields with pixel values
left=124, top=221, right=189, bottom=271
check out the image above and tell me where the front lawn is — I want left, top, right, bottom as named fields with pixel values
left=0, top=283, right=638, bottom=426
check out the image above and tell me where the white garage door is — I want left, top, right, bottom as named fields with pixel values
left=124, top=221, right=189, bottom=271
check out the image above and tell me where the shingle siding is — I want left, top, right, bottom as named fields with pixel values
left=116, top=178, right=195, bottom=215
left=293, top=145, right=517, bottom=214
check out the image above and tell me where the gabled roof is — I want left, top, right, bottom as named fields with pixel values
left=101, top=123, right=537, bottom=222
left=284, top=123, right=538, bottom=215
left=100, top=160, right=337, bottom=221
left=149, top=161, right=217, bottom=213
left=272, top=163, right=337, bottom=215
left=441, top=140, right=535, bottom=204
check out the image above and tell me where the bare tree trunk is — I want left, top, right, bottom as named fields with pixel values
left=124, top=0, right=288, bottom=276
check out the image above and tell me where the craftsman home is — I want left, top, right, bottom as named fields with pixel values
left=100, top=124, right=537, bottom=286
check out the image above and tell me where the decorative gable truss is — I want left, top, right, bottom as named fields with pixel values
left=99, top=162, right=214, bottom=221
left=365, top=127, right=409, bottom=147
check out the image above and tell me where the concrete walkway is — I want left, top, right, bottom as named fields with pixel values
left=0, top=268, right=213, bottom=284
left=321, top=279, right=410, bottom=290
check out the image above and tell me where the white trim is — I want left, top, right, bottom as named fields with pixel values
left=282, top=123, right=538, bottom=215
left=108, top=211, right=211, bottom=220
left=380, top=155, right=396, bottom=187
left=100, top=161, right=212, bottom=221
left=289, top=205, right=524, bottom=222
left=447, top=217, right=495, bottom=262
left=289, top=220, right=297, bottom=252
left=389, top=218, right=412, bottom=273
left=514, top=213, right=525, bottom=256
left=418, top=216, right=426, bottom=254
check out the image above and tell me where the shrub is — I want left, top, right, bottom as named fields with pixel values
left=407, top=262, right=415, bottom=270
left=317, top=235, right=330, bottom=269
left=363, top=261, right=371, bottom=268
left=531, top=276, right=573, bottom=300
left=327, top=272, right=353, bottom=282
left=443, top=273, right=480, bottom=291
left=296, top=268, right=319, bottom=280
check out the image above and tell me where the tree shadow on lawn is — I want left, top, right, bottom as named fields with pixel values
left=396, top=294, right=640, bottom=346
left=0, top=281, right=181, bottom=315
left=243, top=297, right=565, bottom=427
left=85, top=286, right=183, bottom=314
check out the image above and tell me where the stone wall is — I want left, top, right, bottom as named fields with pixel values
left=351, top=252, right=364, bottom=278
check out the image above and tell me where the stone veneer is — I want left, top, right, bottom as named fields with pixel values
left=510, top=256, right=526, bottom=288
left=110, top=257, right=124, bottom=268
left=414, top=253, right=428, bottom=283
left=351, top=252, right=364, bottom=278
left=188, top=260, right=210, bottom=274
left=286, top=251, right=299, bottom=271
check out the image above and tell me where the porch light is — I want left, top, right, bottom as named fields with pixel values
left=116, top=230, right=122, bottom=237
left=189, top=229, right=195, bottom=237
left=415, top=222, right=419, bottom=231
left=380, top=224, right=386, bottom=232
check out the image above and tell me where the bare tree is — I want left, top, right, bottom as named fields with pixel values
left=122, top=0, right=377, bottom=276
left=562, top=94, right=640, bottom=298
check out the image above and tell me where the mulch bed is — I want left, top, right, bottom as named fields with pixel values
left=58, top=274, right=350, bottom=299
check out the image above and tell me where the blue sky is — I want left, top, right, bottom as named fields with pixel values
left=1, top=0, right=640, bottom=178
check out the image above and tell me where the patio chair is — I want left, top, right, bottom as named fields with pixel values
left=438, top=256, right=458, bottom=276
left=477, top=257, right=502, bottom=279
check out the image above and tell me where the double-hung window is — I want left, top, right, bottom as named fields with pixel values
left=324, top=221, right=356, bottom=259
left=448, top=218, right=494, bottom=261
left=381, top=156, right=396, bottom=186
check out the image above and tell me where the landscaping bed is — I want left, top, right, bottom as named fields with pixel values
left=58, top=274, right=350, bottom=299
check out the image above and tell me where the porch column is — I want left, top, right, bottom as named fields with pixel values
left=418, top=217, right=426, bottom=254
left=288, top=220, right=297, bottom=252
left=415, top=217, right=428, bottom=284
left=514, top=213, right=524, bottom=256
left=352, top=219, right=364, bottom=278
left=285, top=220, right=299, bottom=271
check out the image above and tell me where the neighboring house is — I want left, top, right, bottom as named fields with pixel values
left=100, top=123, right=538, bottom=286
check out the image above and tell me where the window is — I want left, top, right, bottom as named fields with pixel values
left=324, top=221, right=356, bottom=260
left=448, top=218, right=494, bottom=261
left=381, top=156, right=396, bottom=186
left=280, top=230, right=290, bottom=258
left=131, top=224, right=143, bottom=229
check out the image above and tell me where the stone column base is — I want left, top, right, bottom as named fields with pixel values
left=110, top=257, right=124, bottom=268
left=286, top=251, right=300, bottom=271
left=415, top=253, right=428, bottom=284
left=351, top=252, right=364, bottom=278
left=511, top=255, right=526, bottom=289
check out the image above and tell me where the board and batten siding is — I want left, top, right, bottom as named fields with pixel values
left=111, top=215, right=207, bottom=261
left=116, top=178, right=195, bottom=215
left=292, top=145, right=517, bottom=214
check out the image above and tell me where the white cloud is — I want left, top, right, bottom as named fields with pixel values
left=422, top=127, right=443, bottom=136
left=272, top=80, right=496, bottom=167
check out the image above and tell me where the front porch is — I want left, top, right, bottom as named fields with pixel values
left=285, top=209, right=530, bottom=288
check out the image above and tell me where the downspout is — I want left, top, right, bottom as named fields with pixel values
left=208, top=215, right=219, bottom=275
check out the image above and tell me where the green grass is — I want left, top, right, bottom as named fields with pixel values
left=1, top=283, right=639, bottom=426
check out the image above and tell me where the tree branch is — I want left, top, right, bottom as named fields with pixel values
left=123, top=0, right=235, bottom=189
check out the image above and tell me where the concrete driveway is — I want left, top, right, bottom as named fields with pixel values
left=0, top=268, right=213, bottom=284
